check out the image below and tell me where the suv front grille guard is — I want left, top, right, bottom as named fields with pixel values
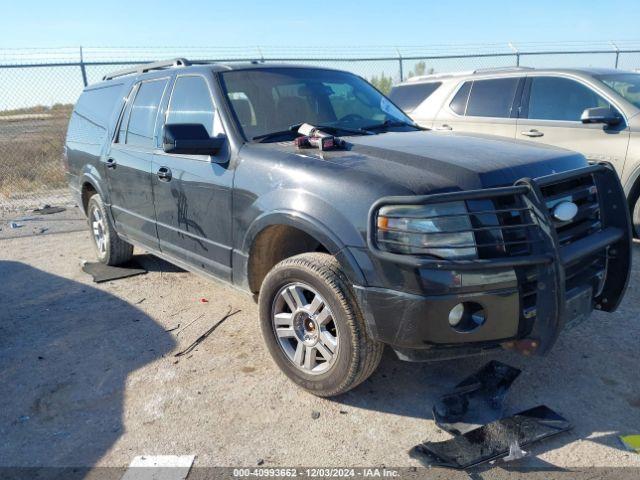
left=368, top=163, right=632, bottom=353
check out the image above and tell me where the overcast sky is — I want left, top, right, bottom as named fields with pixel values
left=3, top=0, right=639, bottom=48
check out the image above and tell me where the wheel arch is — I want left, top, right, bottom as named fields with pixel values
left=79, top=171, right=107, bottom=215
left=239, top=211, right=366, bottom=293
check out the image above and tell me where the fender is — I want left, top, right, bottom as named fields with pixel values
left=234, top=209, right=367, bottom=289
left=79, top=168, right=117, bottom=228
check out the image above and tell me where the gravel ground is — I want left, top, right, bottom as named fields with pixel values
left=1, top=211, right=639, bottom=475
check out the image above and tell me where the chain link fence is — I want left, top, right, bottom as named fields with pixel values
left=2, top=42, right=640, bottom=215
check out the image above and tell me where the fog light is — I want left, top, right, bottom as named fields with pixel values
left=448, top=302, right=486, bottom=333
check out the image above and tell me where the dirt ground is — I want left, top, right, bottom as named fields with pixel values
left=1, top=209, right=639, bottom=475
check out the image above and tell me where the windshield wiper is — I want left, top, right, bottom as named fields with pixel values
left=252, top=123, right=304, bottom=142
left=252, top=123, right=372, bottom=143
left=360, top=120, right=425, bottom=132
left=311, top=124, right=375, bottom=136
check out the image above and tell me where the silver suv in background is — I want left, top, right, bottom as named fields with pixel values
left=389, top=67, right=640, bottom=233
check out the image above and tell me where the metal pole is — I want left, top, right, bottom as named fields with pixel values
left=396, top=48, right=403, bottom=82
left=508, top=42, right=520, bottom=66
left=79, top=46, right=88, bottom=87
left=610, top=41, right=620, bottom=69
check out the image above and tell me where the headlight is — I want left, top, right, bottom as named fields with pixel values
left=375, top=201, right=477, bottom=259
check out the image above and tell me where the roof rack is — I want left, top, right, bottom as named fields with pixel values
left=103, top=58, right=191, bottom=81
left=471, top=66, right=534, bottom=74
left=407, top=70, right=474, bottom=82
left=405, top=66, right=535, bottom=83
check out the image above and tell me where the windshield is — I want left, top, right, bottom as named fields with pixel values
left=219, top=67, right=414, bottom=141
left=596, top=73, right=640, bottom=109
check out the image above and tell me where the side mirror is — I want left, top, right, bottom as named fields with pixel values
left=580, top=107, right=621, bottom=126
left=163, top=123, right=225, bottom=155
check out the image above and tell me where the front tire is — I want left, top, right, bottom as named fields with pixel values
left=87, top=194, right=133, bottom=266
left=259, top=253, right=383, bottom=397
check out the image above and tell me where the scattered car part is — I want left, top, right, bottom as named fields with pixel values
left=433, top=360, right=521, bottom=435
left=410, top=405, right=571, bottom=469
left=503, top=441, right=528, bottom=462
left=81, top=261, right=147, bottom=283
left=174, top=307, right=241, bottom=357
left=33, top=204, right=66, bottom=215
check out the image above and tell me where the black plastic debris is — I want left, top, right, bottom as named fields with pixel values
left=433, top=360, right=521, bottom=435
left=33, top=205, right=66, bottom=215
left=82, top=261, right=147, bottom=283
left=410, top=405, right=571, bottom=470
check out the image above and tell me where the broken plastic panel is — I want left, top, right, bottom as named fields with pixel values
left=433, top=360, right=521, bottom=435
left=410, top=405, right=571, bottom=470
left=82, top=261, right=147, bottom=283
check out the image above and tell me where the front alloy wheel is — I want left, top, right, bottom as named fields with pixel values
left=272, top=282, right=339, bottom=375
left=259, top=252, right=383, bottom=397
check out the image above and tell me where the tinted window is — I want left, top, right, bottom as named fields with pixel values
left=68, top=84, right=125, bottom=145
left=117, top=85, right=136, bottom=144
left=220, top=68, right=412, bottom=140
left=388, top=82, right=442, bottom=112
left=167, top=76, right=217, bottom=136
left=527, top=77, right=611, bottom=121
left=466, top=78, right=519, bottom=118
left=126, top=79, right=168, bottom=147
left=74, top=83, right=125, bottom=128
left=450, top=82, right=471, bottom=115
left=597, top=73, right=640, bottom=108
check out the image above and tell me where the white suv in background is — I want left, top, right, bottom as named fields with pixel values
left=389, top=67, right=640, bottom=233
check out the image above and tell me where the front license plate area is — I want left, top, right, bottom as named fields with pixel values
left=564, top=285, right=593, bottom=330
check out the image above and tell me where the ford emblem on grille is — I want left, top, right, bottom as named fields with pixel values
left=553, top=201, right=578, bottom=222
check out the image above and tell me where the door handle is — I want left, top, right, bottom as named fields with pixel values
left=521, top=129, right=544, bottom=138
left=106, top=158, right=117, bottom=169
left=434, top=124, right=453, bottom=131
left=157, top=166, right=172, bottom=182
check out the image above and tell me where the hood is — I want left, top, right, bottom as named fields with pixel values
left=262, top=130, right=588, bottom=195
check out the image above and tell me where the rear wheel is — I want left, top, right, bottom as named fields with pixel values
left=87, top=194, right=133, bottom=265
left=259, top=252, right=383, bottom=397
left=633, top=194, right=640, bottom=238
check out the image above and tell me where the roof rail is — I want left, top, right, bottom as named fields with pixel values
left=472, top=66, right=534, bottom=74
left=406, top=70, right=474, bottom=82
left=103, top=58, right=191, bottom=81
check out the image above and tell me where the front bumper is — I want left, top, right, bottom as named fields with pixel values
left=356, top=164, right=632, bottom=359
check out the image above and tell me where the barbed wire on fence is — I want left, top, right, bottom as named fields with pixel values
left=2, top=42, right=640, bottom=214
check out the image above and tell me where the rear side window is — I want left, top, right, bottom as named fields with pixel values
left=527, top=77, right=612, bottom=121
left=449, top=82, right=471, bottom=115
left=125, top=78, right=168, bottom=148
left=67, top=83, right=124, bottom=144
left=74, top=84, right=124, bottom=128
left=465, top=78, right=519, bottom=118
left=166, top=76, right=219, bottom=136
left=388, top=82, right=442, bottom=112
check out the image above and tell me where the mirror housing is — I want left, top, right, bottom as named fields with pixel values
left=162, top=123, right=225, bottom=155
left=580, top=107, right=621, bottom=126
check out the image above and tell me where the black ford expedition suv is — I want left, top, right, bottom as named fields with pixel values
left=65, top=59, right=632, bottom=396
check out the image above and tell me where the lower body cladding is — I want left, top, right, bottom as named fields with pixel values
left=353, top=164, right=632, bottom=361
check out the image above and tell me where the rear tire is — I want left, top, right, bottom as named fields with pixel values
left=633, top=193, right=640, bottom=238
left=87, top=194, right=133, bottom=266
left=258, top=252, right=383, bottom=397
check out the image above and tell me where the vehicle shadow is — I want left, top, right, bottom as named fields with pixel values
left=331, top=242, right=640, bottom=469
left=0, top=261, right=175, bottom=471
left=132, top=253, right=185, bottom=273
